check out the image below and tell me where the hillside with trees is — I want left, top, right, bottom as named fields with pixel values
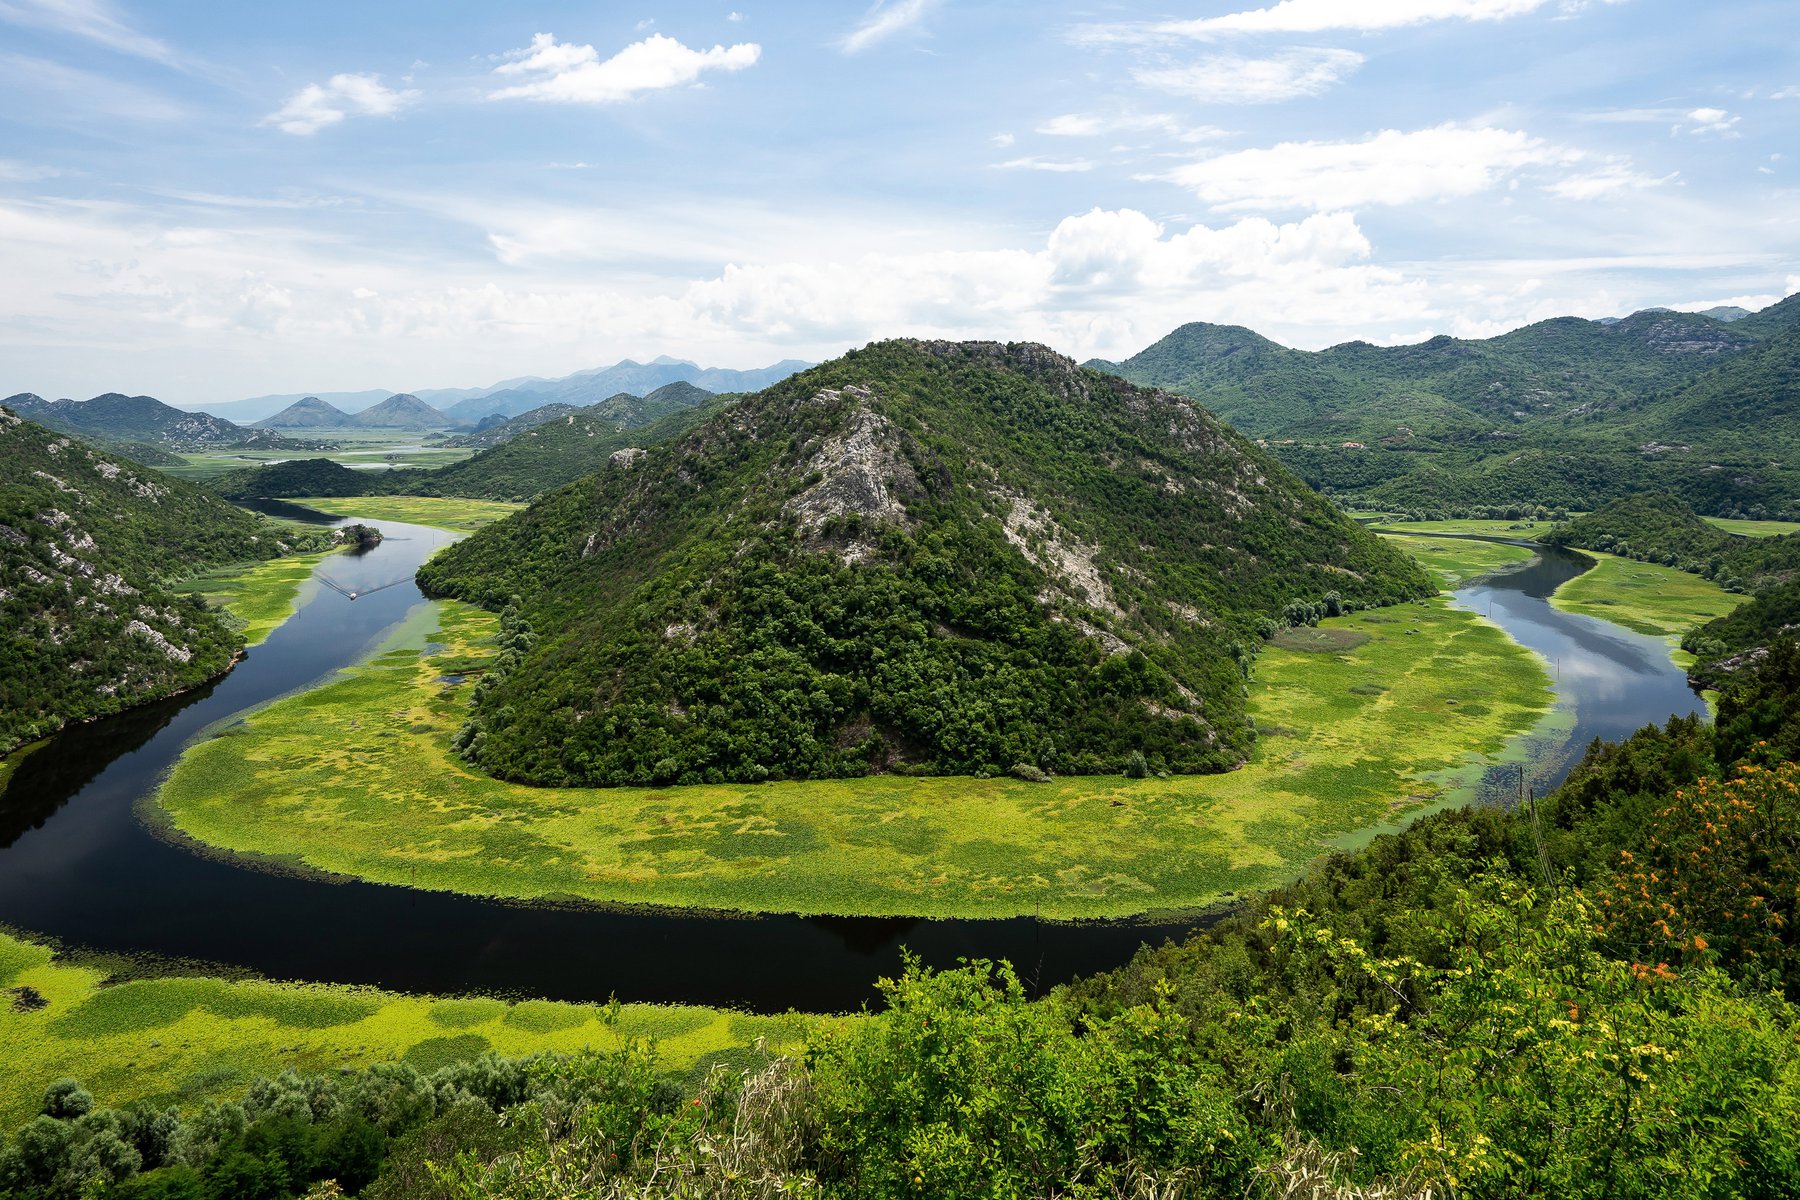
left=419, top=339, right=1432, bottom=786
left=0, top=409, right=331, bottom=753
left=1093, top=296, right=1800, bottom=516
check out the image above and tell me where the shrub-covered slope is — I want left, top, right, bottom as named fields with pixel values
left=419, top=339, right=1432, bottom=786
left=0, top=410, right=319, bottom=752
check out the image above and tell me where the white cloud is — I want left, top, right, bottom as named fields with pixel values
left=1545, top=164, right=1672, bottom=201
left=841, top=0, right=936, bottom=54
left=990, top=131, right=1015, bottom=147
left=1166, top=123, right=1576, bottom=211
left=1683, top=107, right=1740, bottom=136
left=1134, top=48, right=1364, bottom=104
left=728, top=11, right=746, bottom=22
left=489, top=32, right=760, bottom=104
left=263, top=74, right=419, bottom=136
left=1037, top=112, right=1229, bottom=142
left=0, top=0, right=178, bottom=65
left=996, top=156, right=1097, bottom=173
left=1774, top=86, right=1800, bottom=100
left=1074, top=0, right=1610, bottom=43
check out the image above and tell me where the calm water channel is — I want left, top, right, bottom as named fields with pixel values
left=0, top=519, right=1705, bottom=1012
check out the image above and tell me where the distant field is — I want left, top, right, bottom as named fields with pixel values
left=1375, top=517, right=1559, bottom=539
left=1548, top=551, right=1743, bottom=654
left=161, top=434, right=475, bottom=482
left=1702, top=516, right=1800, bottom=539
left=0, top=930, right=815, bottom=1129
left=290, top=495, right=525, bottom=532
left=1376, top=532, right=1536, bottom=589
left=155, top=592, right=1553, bottom=921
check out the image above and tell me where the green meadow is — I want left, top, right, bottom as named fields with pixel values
left=1374, top=517, right=1562, bottom=538
left=1547, top=550, right=1742, bottom=652
left=154, top=588, right=1553, bottom=920
left=289, top=495, right=525, bottom=532
left=175, top=548, right=340, bottom=648
left=1700, top=516, right=1800, bottom=539
left=0, top=930, right=815, bottom=1129
left=1371, top=532, right=1536, bottom=588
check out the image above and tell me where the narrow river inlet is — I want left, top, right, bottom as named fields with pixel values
left=0, top=518, right=1708, bottom=1013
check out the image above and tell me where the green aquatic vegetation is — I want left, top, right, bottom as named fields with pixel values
left=0, top=930, right=816, bottom=1128
left=154, top=591, right=1553, bottom=920
left=287, top=495, right=525, bottom=532
left=174, top=548, right=340, bottom=646
left=1376, top=531, right=1537, bottom=588
left=1550, top=551, right=1742, bottom=646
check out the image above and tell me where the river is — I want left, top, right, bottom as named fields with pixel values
left=0, top=520, right=1706, bottom=1013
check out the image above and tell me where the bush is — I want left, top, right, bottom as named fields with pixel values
left=1009, top=762, right=1051, bottom=783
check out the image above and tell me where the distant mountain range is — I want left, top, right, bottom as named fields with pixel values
left=1090, top=293, right=1800, bottom=516
left=205, top=356, right=812, bottom=424
left=0, top=392, right=317, bottom=453
left=257, top=392, right=453, bottom=431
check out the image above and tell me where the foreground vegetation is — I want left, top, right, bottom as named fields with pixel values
left=155, top=586, right=1549, bottom=919
left=0, top=931, right=811, bottom=1132
left=14, top=644, right=1800, bottom=1199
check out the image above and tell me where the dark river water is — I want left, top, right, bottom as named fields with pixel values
left=0, top=521, right=1705, bottom=1013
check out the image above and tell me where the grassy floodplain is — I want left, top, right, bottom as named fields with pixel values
left=1700, top=516, right=1800, bottom=538
left=0, top=931, right=813, bottom=1130
left=289, top=495, right=525, bottom=532
left=1371, top=532, right=1536, bottom=589
left=1548, top=550, right=1742, bottom=649
left=174, top=547, right=340, bottom=647
left=155, top=585, right=1552, bottom=920
left=162, top=435, right=476, bottom=483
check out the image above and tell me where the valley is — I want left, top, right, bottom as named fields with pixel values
left=0, top=501, right=1727, bottom=1131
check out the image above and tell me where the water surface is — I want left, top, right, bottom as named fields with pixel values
left=0, top=526, right=1705, bottom=1012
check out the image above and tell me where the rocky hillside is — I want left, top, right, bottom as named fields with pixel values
left=420, top=339, right=1432, bottom=787
left=4, top=392, right=255, bottom=450
left=0, top=409, right=327, bottom=752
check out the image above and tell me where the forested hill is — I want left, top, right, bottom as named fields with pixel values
left=1093, top=295, right=1800, bottom=516
left=419, top=339, right=1432, bottom=787
left=0, top=409, right=323, bottom=752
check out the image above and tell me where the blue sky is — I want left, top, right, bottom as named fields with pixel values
left=1, top=0, right=1796, bottom=404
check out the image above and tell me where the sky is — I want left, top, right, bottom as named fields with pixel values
left=1, top=0, right=1797, bottom=405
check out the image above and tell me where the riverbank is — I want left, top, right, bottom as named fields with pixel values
left=0, top=928, right=817, bottom=1130
left=154, top=584, right=1552, bottom=920
left=1545, top=550, right=1742, bottom=660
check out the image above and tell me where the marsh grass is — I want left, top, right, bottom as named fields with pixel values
left=174, top=548, right=339, bottom=646
left=1375, top=532, right=1537, bottom=588
left=288, top=495, right=525, bottom=532
left=155, top=592, right=1553, bottom=920
left=1547, top=550, right=1742, bottom=648
left=0, top=930, right=815, bottom=1128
